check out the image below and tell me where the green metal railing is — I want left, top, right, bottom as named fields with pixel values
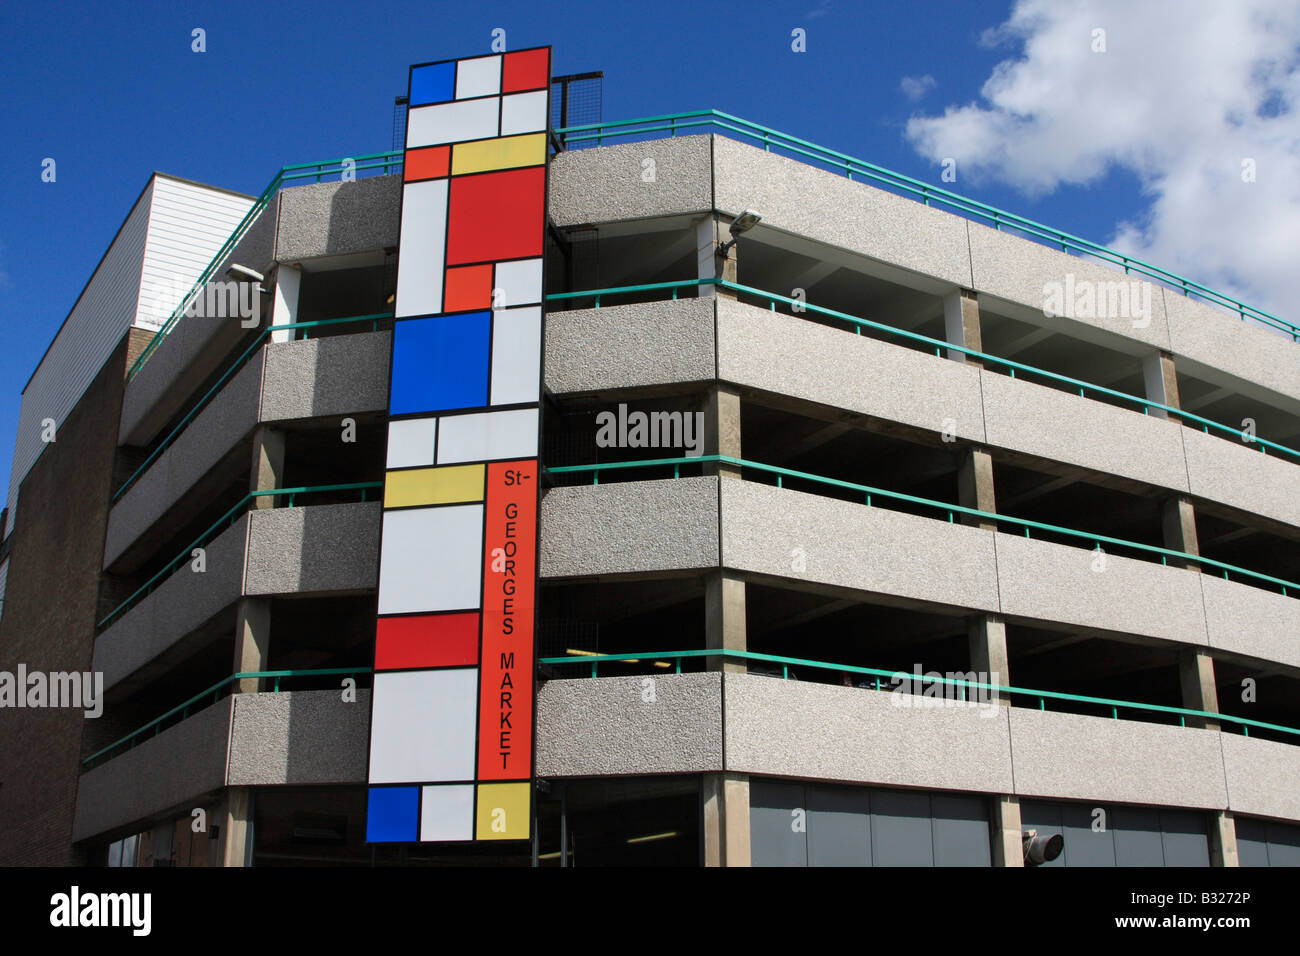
left=554, top=110, right=1298, bottom=340
left=114, top=313, right=392, bottom=502
left=538, top=648, right=1300, bottom=742
left=81, top=667, right=372, bottom=769
left=97, top=481, right=382, bottom=631
left=125, top=151, right=402, bottom=383
left=548, top=454, right=1300, bottom=599
left=547, top=277, right=1300, bottom=464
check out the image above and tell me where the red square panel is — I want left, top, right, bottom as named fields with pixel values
left=375, top=613, right=480, bottom=669
left=444, top=264, right=493, bottom=312
left=446, top=167, right=545, bottom=266
left=404, top=146, right=450, bottom=182
left=502, top=48, right=549, bottom=93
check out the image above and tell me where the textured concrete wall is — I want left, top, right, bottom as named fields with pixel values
left=106, top=331, right=390, bottom=569
left=105, top=351, right=263, bottom=569
left=1182, top=428, right=1300, bottom=532
left=227, top=689, right=370, bottom=785
left=721, top=481, right=1000, bottom=611
left=968, top=222, right=1171, bottom=352
left=713, top=136, right=971, bottom=289
left=544, top=297, right=716, bottom=394
left=274, top=175, right=401, bottom=262
left=1008, top=707, right=1228, bottom=810
left=0, top=334, right=132, bottom=864
left=1164, top=290, right=1300, bottom=407
left=259, top=330, right=390, bottom=422
left=1221, top=733, right=1300, bottom=823
left=1200, top=575, right=1300, bottom=671
left=549, top=135, right=712, bottom=226
left=717, top=299, right=985, bottom=442
left=724, top=674, right=1014, bottom=793
left=535, top=674, right=723, bottom=776
left=119, top=196, right=280, bottom=448
left=994, top=532, right=1208, bottom=644
left=539, top=477, right=719, bottom=578
left=71, top=698, right=231, bottom=842
left=244, top=501, right=380, bottom=596
left=95, top=515, right=248, bottom=692
left=980, top=371, right=1189, bottom=492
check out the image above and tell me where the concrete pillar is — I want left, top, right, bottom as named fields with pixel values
left=249, top=426, right=286, bottom=509
left=1210, top=811, right=1240, bottom=867
left=220, top=787, right=253, bottom=867
left=1162, top=494, right=1200, bottom=570
left=705, top=570, right=747, bottom=674
left=702, top=771, right=750, bottom=867
left=958, top=447, right=997, bottom=530
left=702, top=384, right=742, bottom=479
left=943, top=289, right=982, bottom=364
left=968, top=614, right=1009, bottom=706
left=271, top=264, right=301, bottom=343
left=1178, top=646, right=1221, bottom=731
left=233, top=598, right=272, bottom=693
left=992, top=794, right=1024, bottom=867
left=1142, top=351, right=1181, bottom=420
left=697, top=215, right=738, bottom=298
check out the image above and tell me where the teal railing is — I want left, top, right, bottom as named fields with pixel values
left=548, top=454, right=1300, bottom=600
left=125, top=151, right=402, bottom=383
left=114, top=313, right=392, bottom=502
left=81, top=667, right=372, bottom=769
left=96, top=481, right=382, bottom=631
left=554, top=110, right=1298, bottom=341
left=538, top=648, right=1300, bottom=742
left=547, top=277, right=1300, bottom=465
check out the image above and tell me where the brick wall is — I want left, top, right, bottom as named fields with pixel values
left=0, top=329, right=140, bottom=864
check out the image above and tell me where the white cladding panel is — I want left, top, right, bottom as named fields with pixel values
left=4, top=175, right=252, bottom=538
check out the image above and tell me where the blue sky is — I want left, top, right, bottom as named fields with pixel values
left=1, top=0, right=1293, bottom=504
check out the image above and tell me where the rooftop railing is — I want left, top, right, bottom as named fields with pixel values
left=548, top=454, right=1300, bottom=601
left=539, top=649, right=1300, bottom=744
left=554, top=110, right=1298, bottom=341
left=126, top=108, right=1292, bottom=385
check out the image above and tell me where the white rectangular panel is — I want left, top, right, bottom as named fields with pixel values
left=456, top=55, right=501, bottom=99
left=436, top=408, right=539, bottom=463
left=394, top=178, right=448, bottom=318
left=377, top=504, right=483, bottom=614
left=407, top=98, right=499, bottom=147
left=386, top=417, right=439, bottom=469
left=492, top=257, right=543, bottom=308
left=490, top=307, right=542, bottom=406
left=500, top=90, right=548, bottom=135
left=368, top=669, right=478, bottom=783
left=420, top=785, right=476, bottom=841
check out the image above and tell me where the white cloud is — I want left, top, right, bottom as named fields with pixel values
left=900, top=74, right=937, bottom=102
left=904, top=0, right=1300, bottom=323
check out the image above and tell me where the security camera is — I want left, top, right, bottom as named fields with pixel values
left=1023, top=828, right=1064, bottom=866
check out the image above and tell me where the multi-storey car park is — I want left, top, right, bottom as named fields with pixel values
left=2, top=55, right=1299, bottom=866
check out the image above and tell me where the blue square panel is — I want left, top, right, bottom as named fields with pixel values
left=410, top=61, right=456, bottom=106
left=390, top=312, right=490, bottom=414
left=366, top=786, right=419, bottom=842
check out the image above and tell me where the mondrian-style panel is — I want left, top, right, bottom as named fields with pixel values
left=367, top=47, right=550, bottom=845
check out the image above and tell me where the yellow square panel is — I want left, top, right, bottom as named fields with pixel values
left=384, top=464, right=485, bottom=508
left=451, top=133, right=546, bottom=176
left=475, top=782, right=531, bottom=840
